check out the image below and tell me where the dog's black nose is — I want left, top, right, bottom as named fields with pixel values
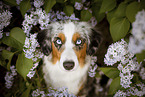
left=63, top=61, right=75, bottom=70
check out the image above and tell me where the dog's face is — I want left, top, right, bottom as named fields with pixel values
left=37, top=21, right=101, bottom=71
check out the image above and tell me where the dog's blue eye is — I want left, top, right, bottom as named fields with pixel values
left=76, top=39, right=82, bottom=45
left=56, top=39, right=62, bottom=45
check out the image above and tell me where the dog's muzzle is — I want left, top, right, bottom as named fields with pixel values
left=63, top=61, right=75, bottom=70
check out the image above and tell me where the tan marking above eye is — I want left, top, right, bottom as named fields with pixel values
left=58, top=33, right=65, bottom=43
left=72, top=33, right=81, bottom=43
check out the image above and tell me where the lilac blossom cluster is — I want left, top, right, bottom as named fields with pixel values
left=0, top=1, right=12, bottom=39
left=0, top=7, right=12, bottom=30
left=16, top=0, right=23, bottom=5
left=34, top=0, right=44, bottom=8
left=23, top=33, right=43, bottom=61
left=140, top=67, right=145, bottom=80
left=89, top=17, right=97, bottom=27
left=104, top=39, right=141, bottom=88
left=114, top=90, right=126, bottom=97
left=74, top=2, right=83, bottom=10
left=4, top=65, right=17, bottom=89
left=22, top=8, right=50, bottom=36
left=88, top=56, right=98, bottom=77
left=32, top=87, right=76, bottom=97
left=50, top=11, right=79, bottom=22
left=128, top=10, right=145, bottom=54
left=27, top=62, right=39, bottom=79
left=23, top=33, right=43, bottom=79
left=114, top=83, right=145, bottom=97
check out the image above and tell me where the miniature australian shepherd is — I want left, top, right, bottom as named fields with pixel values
left=37, top=20, right=101, bottom=96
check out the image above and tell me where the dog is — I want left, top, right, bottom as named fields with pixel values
left=37, top=20, right=101, bottom=96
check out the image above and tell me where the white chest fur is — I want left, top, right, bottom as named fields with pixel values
left=43, top=55, right=91, bottom=95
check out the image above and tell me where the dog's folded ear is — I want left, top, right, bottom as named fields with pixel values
left=87, top=29, right=102, bottom=55
left=37, top=29, right=52, bottom=56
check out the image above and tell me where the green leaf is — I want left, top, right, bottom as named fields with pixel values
left=92, top=3, right=105, bottom=23
left=100, top=0, right=116, bottom=13
left=126, top=1, right=145, bottom=23
left=126, top=2, right=140, bottom=23
left=136, top=50, right=145, bottom=63
left=2, top=50, right=14, bottom=70
left=106, top=9, right=116, bottom=23
left=20, top=84, right=32, bottom=97
left=81, top=10, right=92, bottom=21
left=44, top=0, right=56, bottom=13
left=2, top=27, right=26, bottom=50
left=63, top=5, right=74, bottom=16
left=3, top=0, right=17, bottom=6
left=124, top=0, right=133, bottom=3
left=114, top=2, right=127, bottom=18
left=100, top=67, right=120, bottom=79
left=2, top=50, right=14, bottom=61
left=20, top=0, right=31, bottom=17
left=110, top=17, right=130, bottom=41
left=16, top=53, right=33, bottom=80
left=109, top=77, right=121, bottom=94
left=56, top=0, right=64, bottom=3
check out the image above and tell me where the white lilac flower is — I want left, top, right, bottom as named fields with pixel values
left=4, top=65, right=17, bottom=89
left=89, top=17, right=97, bottom=27
left=23, top=33, right=43, bottom=62
left=32, top=89, right=45, bottom=97
left=126, top=83, right=145, bottom=96
left=32, top=89, right=40, bottom=96
left=46, top=87, right=76, bottom=97
left=27, top=62, right=39, bottom=79
left=128, top=10, right=145, bottom=54
left=34, top=0, right=44, bottom=8
left=104, top=39, right=143, bottom=88
left=140, top=67, right=145, bottom=80
left=88, top=56, right=98, bottom=77
left=16, top=0, right=23, bottom=5
left=22, top=8, right=50, bottom=36
left=0, top=30, right=3, bottom=39
left=0, top=10, right=12, bottom=30
left=69, top=13, right=79, bottom=21
left=114, top=90, right=126, bottom=97
left=49, top=11, right=79, bottom=22
left=32, top=87, right=76, bottom=97
left=120, top=71, right=133, bottom=88
left=27, top=69, right=36, bottom=79
left=74, top=2, right=83, bottom=10
left=104, top=39, right=129, bottom=66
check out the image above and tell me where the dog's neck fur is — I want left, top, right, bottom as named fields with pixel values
left=43, top=54, right=91, bottom=95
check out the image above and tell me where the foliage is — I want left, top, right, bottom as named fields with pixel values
left=0, top=0, right=145, bottom=96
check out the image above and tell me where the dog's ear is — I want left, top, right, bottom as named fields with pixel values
left=87, top=29, right=102, bottom=55
left=37, top=29, right=52, bottom=56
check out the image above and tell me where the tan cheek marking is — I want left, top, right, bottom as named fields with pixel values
left=58, top=33, right=65, bottom=43
left=74, top=43, right=87, bottom=68
left=51, top=33, right=65, bottom=64
left=52, top=42, right=61, bottom=64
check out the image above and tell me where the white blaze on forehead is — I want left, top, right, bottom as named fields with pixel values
left=63, top=22, right=75, bottom=47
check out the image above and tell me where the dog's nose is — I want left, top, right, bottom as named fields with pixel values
left=63, top=61, right=75, bottom=70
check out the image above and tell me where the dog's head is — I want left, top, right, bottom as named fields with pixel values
left=37, top=21, right=101, bottom=71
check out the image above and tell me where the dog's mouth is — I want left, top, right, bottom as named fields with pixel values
left=63, top=61, right=75, bottom=70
